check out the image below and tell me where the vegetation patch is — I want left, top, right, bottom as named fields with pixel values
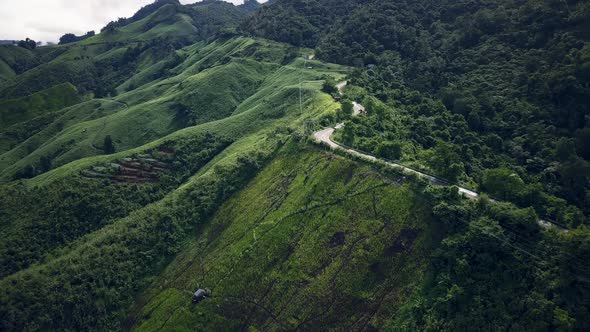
left=81, top=146, right=175, bottom=184
left=0, top=83, right=81, bottom=129
left=130, top=143, right=440, bottom=331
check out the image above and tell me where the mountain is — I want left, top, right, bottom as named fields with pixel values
left=0, top=0, right=255, bottom=99
left=239, top=0, right=262, bottom=12
left=247, top=0, right=590, bottom=220
left=0, top=0, right=589, bottom=331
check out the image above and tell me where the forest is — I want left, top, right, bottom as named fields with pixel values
left=245, top=0, right=590, bottom=224
left=0, top=0, right=588, bottom=330
left=248, top=0, right=590, bottom=328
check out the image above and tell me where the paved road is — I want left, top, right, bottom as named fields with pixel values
left=336, top=81, right=347, bottom=94
left=314, top=126, right=479, bottom=199
left=319, top=81, right=565, bottom=231
left=313, top=124, right=565, bottom=231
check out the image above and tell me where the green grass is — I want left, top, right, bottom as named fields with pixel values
left=0, top=99, right=126, bottom=178
left=0, top=25, right=361, bottom=331
left=1, top=2, right=588, bottom=330
left=0, top=45, right=35, bottom=83
left=0, top=114, right=288, bottom=330
left=0, top=83, right=81, bottom=129
left=0, top=59, right=15, bottom=83
left=85, top=4, right=197, bottom=45
left=0, top=36, right=348, bottom=182
left=0, top=4, right=203, bottom=99
left=131, top=143, right=440, bottom=331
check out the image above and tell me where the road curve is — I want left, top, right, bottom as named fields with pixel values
left=313, top=125, right=570, bottom=233
left=314, top=126, right=479, bottom=199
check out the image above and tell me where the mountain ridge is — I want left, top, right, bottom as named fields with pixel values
left=0, top=0, right=588, bottom=331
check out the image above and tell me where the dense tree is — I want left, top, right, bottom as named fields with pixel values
left=341, top=121, right=355, bottom=146
left=0, top=0, right=588, bottom=330
left=39, top=155, right=52, bottom=172
left=575, top=127, right=590, bottom=160
left=103, top=135, right=115, bottom=154
left=481, top=168, right=526, bottom=201
left=337, top=100, right=353, bottom=121
left=428, top=140, right=463, bottom=182
left=376, top=141, right=402, bottom=160
left=363, top=96, right=387, bottom=120
left=556, top=138, right=577, bottom=162
left=58, top=33, right=77, bottom=45
left=321, top=78, right=338, bottom=95
left=17, top=38, right=36, bottom=50
left=59, top=31, right=95, bottom=45
left=302, top=0, right=590, bottom=219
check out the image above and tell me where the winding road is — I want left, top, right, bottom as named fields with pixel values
left=313, top=81, right=566, bottom=231
left=314, top=127, right=480, bottom=200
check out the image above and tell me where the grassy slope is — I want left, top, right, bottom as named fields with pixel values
left=0, top=83, right=81, bottom=129
left=0, top=59, right=15, bottom=83
left=0, top=4, right=198, bottom=99
left=88, top=4, right=197, bottom=45
left=0, top=1, right=253, bottom=98
left=0, top=129, right=281, bottom=331
left=0, top=9, right=356, bottom=329
left=27, top=77, right=340, bottom=189
left=0, top=37, right=348, bottom=182
left=0, top=99, right=126, bottom=175
left=0, top=46, right=34, bottom=84
left=0, top=38, right=271, bottom=180
left=0, top=9, right=445, bottom=331
left=0, top=44, right=344, bottom=261
left=130, top=143, right=440, bottom=331
left=0, top=83, right=344, bottom=332
left=0, top=47, right=91, bottom=98
left=0, top=32, right=349, bottom=283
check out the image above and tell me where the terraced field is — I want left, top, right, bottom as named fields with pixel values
left=81, top=147, right=174, bottom=184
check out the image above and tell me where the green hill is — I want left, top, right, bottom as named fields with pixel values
left=0, top=0, right=254, bottom=100
left=130, top=144, right=439, bottom=331
left=0, top=83, right=81, bottom=129
left=247, top=0, right=590, bottom=223
left=0, top=0, right=589, bottom=331
left=0, top=46, right=36, bottom=83
left=0, top=55, right=346, bottom=330
left=0, top=37, right=340, bottom=181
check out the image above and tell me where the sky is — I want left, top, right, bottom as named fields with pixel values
left=0, top=0, right=260, bottom=43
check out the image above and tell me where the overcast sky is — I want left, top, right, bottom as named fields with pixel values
left=0, top=0, right=260, bottom=43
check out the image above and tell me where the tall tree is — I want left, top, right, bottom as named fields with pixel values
left=103, top=135, right=115, bottom=154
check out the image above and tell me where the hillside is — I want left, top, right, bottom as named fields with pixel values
left=0, top=83, right=80, bottom=130
left=0, top=0, right=589, bottom=331
left=129, top=144, right=440, bottom=331
left=0, top=0, right=254, bottom=100
left=247, top=0, right=590, bottom=224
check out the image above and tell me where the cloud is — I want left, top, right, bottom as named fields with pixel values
left=0, top=0, right=260, bottom=43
